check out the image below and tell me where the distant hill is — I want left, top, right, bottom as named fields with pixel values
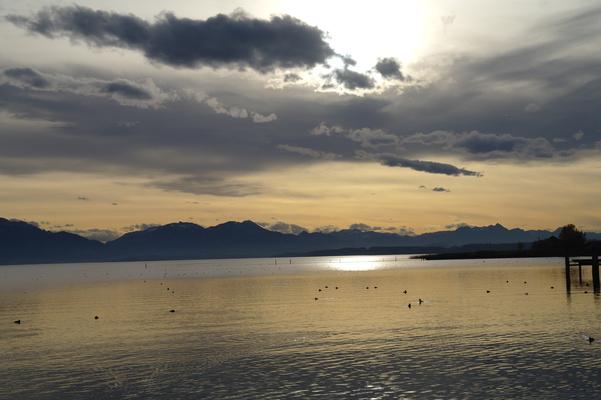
left=1, top=216, right=599, bottom=265
left=0, top=218, right=103, bottom=264
left=105, top=220, right=299, bottom=260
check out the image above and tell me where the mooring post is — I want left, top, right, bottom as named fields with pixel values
left=592, top=251, right=600, bottom=293
left=565, top=256, right=571, bottom=293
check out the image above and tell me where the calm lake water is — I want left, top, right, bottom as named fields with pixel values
left=1, top=255, right=600, bottom=399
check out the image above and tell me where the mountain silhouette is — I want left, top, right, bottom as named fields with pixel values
left=1, top=217, right=599, bottom=265
left=0, top=218, right=103, bottom=264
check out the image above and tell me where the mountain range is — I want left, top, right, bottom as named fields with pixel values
left=1, top=217, right=600, bottom=265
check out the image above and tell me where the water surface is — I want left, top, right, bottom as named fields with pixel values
left=1, top=256, right=600, bottom=399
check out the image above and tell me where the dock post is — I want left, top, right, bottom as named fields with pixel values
left=565, top=256, right=571, bottom=293
left=592, top=252, right=600, bottom=293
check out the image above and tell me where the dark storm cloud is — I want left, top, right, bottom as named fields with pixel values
left=375, top=58, right=404, bottom=80
left=3, top=67, right=50, bottom=88
left=6, top=5, right=335, bottom=72
left=330, top=68, right=375, bottom=90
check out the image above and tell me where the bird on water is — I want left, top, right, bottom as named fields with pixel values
left=582, top=334, right=595, bottom=344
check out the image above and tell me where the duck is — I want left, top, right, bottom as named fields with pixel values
left=582, top=334, right=595, bottom=344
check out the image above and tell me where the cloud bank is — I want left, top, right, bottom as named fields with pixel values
left=7, top=6, right=335, bottom=72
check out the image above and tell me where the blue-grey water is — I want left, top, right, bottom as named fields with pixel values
left=1, top=255, right=600, bottom=399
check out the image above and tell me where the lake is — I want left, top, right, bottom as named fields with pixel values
left=1, top=255, right=600, bottom=399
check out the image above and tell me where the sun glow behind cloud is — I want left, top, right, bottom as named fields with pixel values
left=277, top=0, right=428, bottom=69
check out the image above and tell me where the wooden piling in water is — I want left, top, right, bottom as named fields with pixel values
left=592, top=252, right=600, bottom=293
left=565, top=256, right=571, bottom=292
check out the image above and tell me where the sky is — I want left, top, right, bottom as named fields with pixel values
left=1, top=0, right=600, bottom=241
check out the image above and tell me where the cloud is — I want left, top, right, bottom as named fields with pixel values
left=116, top=121, right=140, bottom=128
left=66, top=228, right=120, bottom=242
left=102, top=81, right=153, bottom=100
left=151, top=176, right=263, bottom=197
left=375, top=58, right=405, bottom=80
left=401, top=130, right=556, bottom=160
left=348, top=223, right=415, bottom=235
left=2, top=67, right=278, bottom=121
left=445, top=223, right=472, bottom=230
left=283, top=73, right=302, bottom=83
left=314, top=225, right=340, bottom=233
left=251, top=112, right=278, bottom=123
left=258, top=221, right=308, bottom=234
left=187, top=92, right=277, bottom=123
left=3, top=5, right=601, bottom=197
left=573, top=130, right=584, bottom=141
left=1, top=68, right=174, bottom=108
left=311, top=123, right=399, bottom=149
left=348, top=223, right=373, bottom=231
left=309, top=123, right=481, bottom=176
left=123, top=223, right=159, bottom=232
left=331, top=68, right=375, bottom=90
left=310, top=122, right=346, bottom=136
left=3, top=67, right=50, bottom=88
left=357, top=151, right=481, bottom=176
left=277, top=144, right=339, bottom=160
left=432, top=186, right=450, bottom=192
left=396, top=226, right=415, bottom=236
left=524, top=103, right=541, bottom=113
left=7, top=6, right=335, bottom=72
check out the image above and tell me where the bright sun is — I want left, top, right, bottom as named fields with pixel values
left=279, top=0, right=427, bottom=69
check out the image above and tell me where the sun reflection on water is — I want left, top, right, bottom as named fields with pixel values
left=327, top=256, right=388, bottom=272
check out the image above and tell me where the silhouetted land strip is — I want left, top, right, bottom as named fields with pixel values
left=1, top=218, right=600, bottom=265
left=417, top=225, right=601, bottom=261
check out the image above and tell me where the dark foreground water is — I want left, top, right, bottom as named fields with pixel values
left=1, top=256, right=600, bottom=399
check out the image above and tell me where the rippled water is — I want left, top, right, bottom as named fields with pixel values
left=1, top=256, right=600, bottom=399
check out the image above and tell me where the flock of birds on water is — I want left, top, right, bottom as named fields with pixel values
left=9, top=270, right=597, bottom=344
left=309, top=278, right=597, bottom=343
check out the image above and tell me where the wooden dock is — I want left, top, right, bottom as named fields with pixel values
left=565, top=253, right=600, bottom=292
